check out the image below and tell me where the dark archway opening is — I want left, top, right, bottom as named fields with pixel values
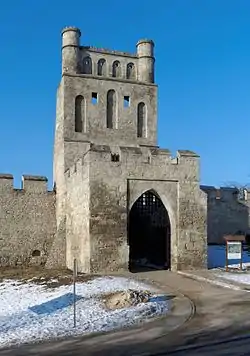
left=128, top=190, right=171, bottom=272
left=32, top=250, right=41, bottom=257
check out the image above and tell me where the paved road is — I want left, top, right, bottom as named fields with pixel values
left=157, top=335, right=250, bottom=356
left=2, top=271, right=250, bottom=355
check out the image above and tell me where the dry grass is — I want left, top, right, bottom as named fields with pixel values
left=0, top=267, right=98, bottom=288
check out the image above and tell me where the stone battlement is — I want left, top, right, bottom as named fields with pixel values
left=201, top=185, right=249, bottom=202
left=88, top=144, right=198, bottom=158
left=64, top=147, right=200, bottom=185
left=89, top=145, right=199, bottom=164
left=0, top=174, right=52, bottom=193
left=81, top=46, right=137, bottom=59
left=0, top=26, right=210, bottom=272
left=201, top=185, right=239, bottom=192
left=64, top=147, right=200, bottom=179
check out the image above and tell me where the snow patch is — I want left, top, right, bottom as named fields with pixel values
left=218, top=270, right=250, bottom=286
left=0, top=276, right=168, bottom=348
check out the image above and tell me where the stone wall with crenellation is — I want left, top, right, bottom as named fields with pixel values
left=0, top=174, right=56, bottom=266
left=201, top=185, right=250, bottom=244
left=63, top=145, right=207, bottom=273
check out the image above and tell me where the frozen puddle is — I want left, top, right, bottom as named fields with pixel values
left=0, top=276, right=168, bottom=348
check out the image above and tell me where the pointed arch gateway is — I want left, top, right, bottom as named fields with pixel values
left=128, top=190, right=171, bottom=271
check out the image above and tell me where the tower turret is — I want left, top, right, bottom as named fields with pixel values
left=61, top=27, right=81, bottom=74
left=136, top=39, right=155, bottom=83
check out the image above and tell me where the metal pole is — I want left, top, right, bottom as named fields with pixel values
left=240, top=242, right=243, bottom=271
left=73, top=258, right=77, bottom=328
left=226, top=242, right=228, bottom=272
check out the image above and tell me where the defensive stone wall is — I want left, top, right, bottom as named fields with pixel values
left=65, top=158, right=90, bottom=272
left=201, top=185, right=250, bottom=244
left=62, top=146, right=206, bottom=273
left=0, top=174, right=56, bottom=267
left=86, top=144, right=200, bottom=182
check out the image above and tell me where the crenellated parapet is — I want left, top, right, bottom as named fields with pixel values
left=201, top=185, right=249, bottom=203
left=0, top=174, right=13, bottom=190
left=82, top=144, right=200, bottom=164
left=63, top=145, right=201, bottom=183
left=0, top=174, right=52, bottom=193
left=61, top=26, right=155, bottom=83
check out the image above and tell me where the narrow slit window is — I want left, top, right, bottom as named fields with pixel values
left=215, top=189, right=221, bottom=200
left=124, top=96, right=130, bottom=108
left=92, top=92, right=98, bottom=105
left=107, top=90, right=116, bottom=129
left=75, top=95, right=85, bottom=133
left=137, top=102, right=146, bottom=138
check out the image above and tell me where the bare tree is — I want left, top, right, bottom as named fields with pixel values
left=224, top=181, right=250, bottom=189
left=223, top=179, right=250, bottom=201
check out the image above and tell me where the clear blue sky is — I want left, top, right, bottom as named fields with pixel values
left=0, top=0, right=250, bottom=188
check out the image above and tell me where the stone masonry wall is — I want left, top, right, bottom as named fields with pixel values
left=0, top=174, right=56, bottom=267
left=201, top=186, right=250, bottom=244
left=79, top=47, right=138, bottom=80
left=66, top=144, right=207, bottom=273
left=58, top=27, right=207, bottom=273
left=46, top=82, right=67, bottom=269
left=65, top=158, right=90, bottom=272
left=177, top=182, right=207, bottom=269
left=62, top=75, right=157, bottom=148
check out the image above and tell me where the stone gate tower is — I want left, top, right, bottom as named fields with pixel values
left=49, top=26, right=208, bottom=273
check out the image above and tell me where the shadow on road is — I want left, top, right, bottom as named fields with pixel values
left=1, top=322, right=250, bottom=356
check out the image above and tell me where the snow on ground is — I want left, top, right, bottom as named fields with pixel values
left=217, top=262, right=250, bottom=286
left=0, top=276, right=168, bottom=348
left=218, top=272, right=250, bottom=286
left=208, top=245, right=250, bottom=269
left=227, top=262, right=250, bottom=269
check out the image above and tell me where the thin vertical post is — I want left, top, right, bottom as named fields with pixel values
left=73, top=258, right=77, bottom=328
left=226, top=242, right=228, bottom=272
left=240, top=242, right=243, bottom=271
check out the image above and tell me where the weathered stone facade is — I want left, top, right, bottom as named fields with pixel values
left=3, top=26, right=248, bottom=271
left=201, top=186, right=250, bottom=244
left=48, top=26, right=208, bottom=272
left=0, top=175, right=55, bottom=266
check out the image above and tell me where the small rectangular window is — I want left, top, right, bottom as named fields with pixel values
left=92, top=92, right=98, bottom=105
left=124, top=96, right=130, bottom=108
left=111, top=153, right=120, bottom=162
left=215, top=189, right=221, bottom=200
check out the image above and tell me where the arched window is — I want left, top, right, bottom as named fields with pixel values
left=97, top=58, right=106, bottom=76
left=75, top=95, right=85, bottom=133
left=82, top=56, right=92, bottom=74
left=107, top=90, right=116, bottom=129
left=137, top=102, right=146, bottom=138
left=112, top=61, right=121, bottom=78
left=126, top=63, right=136, bottom=79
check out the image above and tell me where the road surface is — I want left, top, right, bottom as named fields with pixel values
left=1, top=271, right=250, bottom=355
